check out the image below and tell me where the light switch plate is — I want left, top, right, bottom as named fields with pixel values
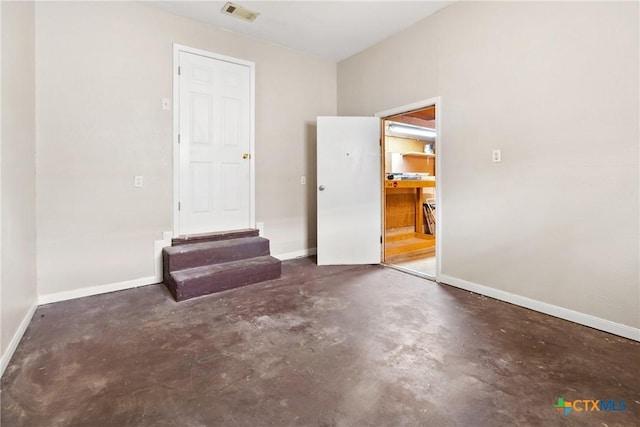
left=492, top=149, right=502, bottom=163
left=134, top=176, right=144, bottom=188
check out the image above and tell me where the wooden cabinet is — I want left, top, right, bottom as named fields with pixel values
left=384, top=180, right=436, bottom=259
left=384, top=179, right=435, bottom=234
left=383, top=135, right=437, bottom=260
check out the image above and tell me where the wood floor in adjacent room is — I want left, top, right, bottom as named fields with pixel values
left=1, top=258, right=638, bottom=426
left=385, top=227, right=436, bottom=277
left=386, top=247, right=436, bottom=277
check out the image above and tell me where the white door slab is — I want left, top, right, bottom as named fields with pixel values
left=178, top=51, right=252, bottom=235
left=317, top=117, right=381, bottom=265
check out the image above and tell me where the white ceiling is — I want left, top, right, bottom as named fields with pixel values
left=144, top=1, right=453, bottom=61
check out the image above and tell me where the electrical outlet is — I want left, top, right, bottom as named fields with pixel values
left=492, top=149, right=502, bottom=163
left=301, top=176, right=306, bottom=185
left=134, top=176, right=144, bottom=187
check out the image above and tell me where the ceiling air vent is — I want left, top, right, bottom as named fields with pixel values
left=221, top=2, right=260, bottom=22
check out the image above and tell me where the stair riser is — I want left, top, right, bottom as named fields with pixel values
left=167, top=262, right=282, bottom=301
left=164, top=240, right=270, bottom=272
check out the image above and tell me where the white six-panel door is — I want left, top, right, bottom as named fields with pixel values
left=316, top=117, right=381, bottom=265
left=178, top=51, right=252, bottom=235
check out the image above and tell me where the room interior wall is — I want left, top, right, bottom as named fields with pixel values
left=35, top=2, right=336, bottom=297
left=385, top=136, right=434, bottom=175
left=338, top=1, right=639, bottom=330
left=1, top=1, right=38, bottom=372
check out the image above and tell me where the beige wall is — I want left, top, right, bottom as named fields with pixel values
left=339, top=1, right=639, bottom=328
left=1, top=1, right=38, bottom=364
left=36, top=2, right=336, bottom=296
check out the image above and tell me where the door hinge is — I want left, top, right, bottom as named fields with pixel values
left=178, top=202, right=181, bottom=211
left=380, top=235, right=382, bottom=244
left=178, top=134, right=181, bottom=144
left=178, top=66, right=181, bottom=76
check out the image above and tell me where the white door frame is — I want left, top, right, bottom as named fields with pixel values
left=376, top=96, right=442, bottom=281
left=172, top=44, right=256, bottom=236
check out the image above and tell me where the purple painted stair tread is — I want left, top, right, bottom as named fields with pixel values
left=165, top=236, right=268, bottom=255
left=172, top=256, right=281, bottom=280
left=163, top=236, right=270, bottom=272
left=171, top=229, right=258, bottom=246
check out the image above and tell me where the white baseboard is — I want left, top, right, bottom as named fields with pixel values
left=1, top=302, right=37, bottom=377
left=273, top=247, right=317, bottom=261
left=36, top=240, right=312, bottom=306
left=39, top=231, right=174, bottom=306
left=438, top=274, right=640, bottom=342
left=38, top=275, right=160, bottom=306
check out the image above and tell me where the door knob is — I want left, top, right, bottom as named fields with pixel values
left=242, top=153, right=251, bottom=159
left=318, top=185, right=325, bottom=191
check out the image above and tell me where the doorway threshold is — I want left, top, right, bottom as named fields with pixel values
left=381, top=263, right=436, bottom=282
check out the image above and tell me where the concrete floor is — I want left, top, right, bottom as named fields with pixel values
left=2, top=258, right=638, bottom=426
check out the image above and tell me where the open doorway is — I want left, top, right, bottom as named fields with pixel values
left=380, top=104, right=438, bottom=278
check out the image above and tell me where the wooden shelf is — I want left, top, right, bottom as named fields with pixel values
left=402, top=152, right=435, bottom=158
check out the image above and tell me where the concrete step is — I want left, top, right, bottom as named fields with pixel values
left=163, top=236, right=270, bottom=273
left=165, top=256, right=282, bottom=301
left=172, top=229, right=258, bottom=246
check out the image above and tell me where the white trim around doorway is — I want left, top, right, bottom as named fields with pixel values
left=172, top=44, right=256, bottom=237
left=376, top=96, right=442, bottom=282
